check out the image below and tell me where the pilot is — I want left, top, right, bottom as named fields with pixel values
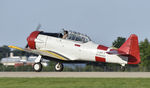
left=62, top=30, right=68, bottom=39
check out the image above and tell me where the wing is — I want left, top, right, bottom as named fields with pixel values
left=8, top=45, right=68, bottom=61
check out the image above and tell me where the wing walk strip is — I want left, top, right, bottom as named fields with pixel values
left=8, top=45, right=68, bottom=61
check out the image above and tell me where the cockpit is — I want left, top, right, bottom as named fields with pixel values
left=39, top=30, right=91, bottom=43
left=66, top=31, right=91, bottom=43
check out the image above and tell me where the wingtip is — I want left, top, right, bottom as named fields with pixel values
left=8, top=45, right=24, bottom=51
left=8, top=45, right=13, bottom=48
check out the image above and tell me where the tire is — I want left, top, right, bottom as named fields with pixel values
left=121, top=66, right=126, bottom=72
left=33, top=63, right=42, bottom=72
left=55, top=62, right=64, bottom=72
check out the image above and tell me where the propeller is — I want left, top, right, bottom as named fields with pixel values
left=25, top=24, right=42, bottom=48
left=36, top=24, right=41, bottom=31
left=25, top=44, right=29, bottom=48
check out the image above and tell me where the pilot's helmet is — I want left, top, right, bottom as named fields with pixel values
left=64, top=30, right=68, bottom=35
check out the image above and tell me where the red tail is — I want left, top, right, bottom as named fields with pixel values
left=118, top=34, right=140, bottom=64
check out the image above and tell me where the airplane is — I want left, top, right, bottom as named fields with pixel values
left=8, top=29, right=140, bottom=72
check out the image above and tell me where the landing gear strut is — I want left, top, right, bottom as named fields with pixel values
left=33, top=55, right=43, bottom=72
left=55, top=62, right=64, bottom=72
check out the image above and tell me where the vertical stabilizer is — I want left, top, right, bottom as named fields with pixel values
left=118, top=34, right=140, bottom=64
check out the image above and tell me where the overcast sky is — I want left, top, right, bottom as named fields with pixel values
left=0, top=0, right=150, bottom=47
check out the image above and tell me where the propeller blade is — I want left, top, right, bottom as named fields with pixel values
left=25, top=44, right=28, bottom=48
left=36, top=24, right=41, bottom=31
left=25, top=24, right=42, bottom=48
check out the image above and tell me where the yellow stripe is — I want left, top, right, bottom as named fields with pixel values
left=40, top=50, right=67, bottom=61
left=8, top=45, right=24, bottom=51
left=8, top=45, right=67, bottom=61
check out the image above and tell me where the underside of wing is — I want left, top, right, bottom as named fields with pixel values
left=8, top=45, right=68, bottom=61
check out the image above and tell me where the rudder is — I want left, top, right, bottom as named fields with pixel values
left=118, top=34, right=140, bottom=64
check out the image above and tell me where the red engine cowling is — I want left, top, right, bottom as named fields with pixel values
left=27, top=31, right=40, bottom=49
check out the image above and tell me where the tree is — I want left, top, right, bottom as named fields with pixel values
left=139, top=38, right=150, bottom=71
left=0, top=45, right=10, bottom=60
left=112, top=37, right=126, bottom=48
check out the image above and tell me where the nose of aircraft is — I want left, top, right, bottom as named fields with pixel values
left=27, top=31, right=41, bottom=49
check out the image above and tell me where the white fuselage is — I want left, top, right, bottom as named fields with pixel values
left=35, top=34, right=128, bottom=65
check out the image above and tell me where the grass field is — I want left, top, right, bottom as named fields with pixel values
left=0, top=78, right=150, bottom=88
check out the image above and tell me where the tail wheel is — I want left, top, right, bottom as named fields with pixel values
left=33, top=63, right=42, bottom=72
left=55, top=62, right=64, bottom=72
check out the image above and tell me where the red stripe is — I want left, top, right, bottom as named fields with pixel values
left=97, top=45, right=108, bottom=51
left=95, top=56, right=106, bottom=62
left=75, top=44, right=81, bottom=47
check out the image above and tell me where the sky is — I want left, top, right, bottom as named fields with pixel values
left=0, top=0, right=150, bottom=47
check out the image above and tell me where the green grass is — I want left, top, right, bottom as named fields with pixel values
left=0, top=78, right=150, bottom=88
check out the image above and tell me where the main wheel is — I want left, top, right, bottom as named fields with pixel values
left=33, top=63, right=43, bottom=72
left=55, top=62, right=64, bottom=72
left=121, top=66, right=126, bottom=72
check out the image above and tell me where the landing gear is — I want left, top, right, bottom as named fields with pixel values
left=55, top=62, right=64, bottom=72
left=120, top=66, right=126, bottom=71
left=33, top=55, right=43, bottom=72
left=120, top=64, right=126, bottom=71
left=33, top=55, right=64, bottom=72
left=33, top=62, right=43, bottom=72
